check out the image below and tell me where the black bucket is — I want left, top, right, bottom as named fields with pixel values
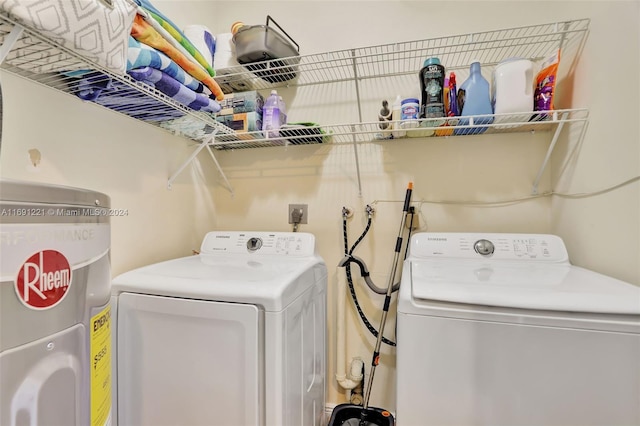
left=328, top=403, right=395, bottom=426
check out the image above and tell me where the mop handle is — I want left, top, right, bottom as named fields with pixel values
left=403, top=182, right=413, bottom=212
left=361, top=182, right=413, bottom=414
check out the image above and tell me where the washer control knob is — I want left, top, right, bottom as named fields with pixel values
left=247, top=237, right=263, bottom=252
left=474, top=239, right=495, bottom=257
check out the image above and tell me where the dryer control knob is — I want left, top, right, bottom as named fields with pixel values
left=247, top=237, right=263, bottom=252
left=474, top=239, right=495, bottom=257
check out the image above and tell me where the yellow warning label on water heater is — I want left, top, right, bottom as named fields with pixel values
left=90, top=305, right=112, bottom=426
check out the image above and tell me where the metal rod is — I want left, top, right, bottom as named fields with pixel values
left=350, top=49, right=364, bottom=123
left=351, top=126, right=363, bottom=198
left=532, top=111, right=569, bottom=195
left=350, top=48, right=364, bottom=197
left=361, top=183, right=413, bottom=417
left=205, top=144, right=234, bottom=197
left=556, top=21, right=570, bottom=52
left=0, top=24, right=24, bottom=65
left=167, top=141, right=209, bottom=190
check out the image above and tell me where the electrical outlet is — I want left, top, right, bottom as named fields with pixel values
left=405, top=207, right=419, bottom=230
left=406, top=214, right=419, bottom=230
left=288, top=204, right=308, bottom=224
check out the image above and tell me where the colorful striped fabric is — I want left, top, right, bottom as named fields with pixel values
left=127, top=36, right=205, bottom=94
left=130, top=14, right=224, bottom=101
left=133, top=0, right=215, bottom=76
left=136, top=8, right=209, bottom=76
left=73, top=72, right=185, bottom=122
left=129, top=67, right=221, bottom=113
left=144, top=8, right=216, bottom=77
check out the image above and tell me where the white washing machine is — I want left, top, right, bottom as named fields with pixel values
left=110, top=231, right=327, bottom=426
left=396, top=232, right=640, bottom=426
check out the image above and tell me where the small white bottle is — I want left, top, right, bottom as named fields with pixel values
left=391, top=95, right=405, bottom=138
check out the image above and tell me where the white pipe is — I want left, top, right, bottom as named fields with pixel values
left=335, top=270, right=364, bottom=390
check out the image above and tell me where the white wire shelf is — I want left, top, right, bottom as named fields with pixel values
left=208, top=109, right=589, bottom=150
left=0, top=15, right=236, bottom=144
left=213, top=19, right=590, bottom=92
left=0, top=12, right=590, bottom=195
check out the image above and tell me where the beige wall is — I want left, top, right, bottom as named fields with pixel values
left=549, top=1, right=640, bottom=285
left=0, top=72, right=218, bottom=276
left=1, top=0, right=638, bottom=414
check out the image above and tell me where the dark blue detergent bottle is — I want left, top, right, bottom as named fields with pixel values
left=455, top=61, right=494, bottom=135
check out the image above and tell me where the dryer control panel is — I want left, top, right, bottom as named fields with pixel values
left=200, top=231, right=316, bottom=256
left=409, top=233, right=569, bottom=262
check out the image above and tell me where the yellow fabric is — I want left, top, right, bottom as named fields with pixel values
left=131, top=14, right=224, bottom=101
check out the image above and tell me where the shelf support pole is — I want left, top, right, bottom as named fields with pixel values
left=350, top=126, right=363, bottom=197
left=350, top=49, right=364, bottom=123
left=556, top=21, right=570, bottom=52
left=0, top=24, right=24, bottom=65
left=204, top=144, right=234, bottom=197
left=167, top=140, right=209, bottom=190
left=167, top=131, right=234, bottom=194
left=532, top=111, right=568, bottom=195
left=350, top=49, right=363, bottom=197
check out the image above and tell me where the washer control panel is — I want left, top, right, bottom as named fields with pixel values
left=200, top=231, right=316, bottom=256
left=409, top=233, right=569, bottom=262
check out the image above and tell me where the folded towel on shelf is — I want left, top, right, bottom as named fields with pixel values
left=0, top=0, right=136, bottom=74
left=140, top=7, right=216, bottom=77
left=129, top=67, right=221, bottom=113
left=127, top=36, right=205, bottom=93
left=75, top=73, right=113, bottom=102
left=136, top=7, right=209, bottom=76
left=183, top=25, right=216, bottom=69
left=132, top=0, right=182, bottom=38
left=131, top=14, right=224, bottom=101
left=72, top=72, right=185, bottom=122
left=135, top=0, right=215, bottom=77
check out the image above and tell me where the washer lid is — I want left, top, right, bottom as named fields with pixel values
left=410, top=260, right=640, bottom=315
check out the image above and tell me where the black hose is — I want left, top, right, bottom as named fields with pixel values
left=342, top=210, right=396, bottom=347
left=341, top=205, right=417, bottom=347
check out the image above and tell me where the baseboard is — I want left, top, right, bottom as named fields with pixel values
left=324, top=404, right=337, bottom=424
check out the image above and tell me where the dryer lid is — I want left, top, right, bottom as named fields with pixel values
left=112, top=232, right=326, bottom=312
left=113, top=254, right=325, bottom=311
left=410, top=260, right=640, bottom=315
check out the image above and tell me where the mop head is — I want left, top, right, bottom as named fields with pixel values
left=328, top=404, right=395, bottom=426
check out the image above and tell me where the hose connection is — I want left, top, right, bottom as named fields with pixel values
left=365, top=204, right=375, bottom=217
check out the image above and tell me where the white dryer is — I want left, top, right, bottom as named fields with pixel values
left=396, top=232, right=640, bottom=426
left=111, top=231, right=327, bottom=426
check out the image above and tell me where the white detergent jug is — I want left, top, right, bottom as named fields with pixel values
left=492, top=58, right=534, bottom=115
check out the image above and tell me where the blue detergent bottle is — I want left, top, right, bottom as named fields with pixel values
left=455, top=61, right=494, bottom=135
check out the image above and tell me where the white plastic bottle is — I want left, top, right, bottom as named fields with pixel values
left=391, top=95, right=405, bottom=138
left=262, top=90, right=281, bottom=138
left=492, top=58, right=534, bottom=114
left=278, top=95, right=287, bottom=127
